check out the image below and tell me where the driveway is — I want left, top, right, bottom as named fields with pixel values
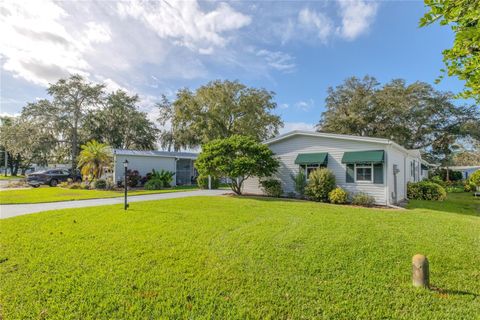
left=0, top=189, right=226, bottom=219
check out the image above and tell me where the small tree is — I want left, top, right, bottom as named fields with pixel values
left=470, top=170, right=480, bottom=188
left=77, top=140, right=112, bottom=181
left=195, top=135, right=279, bottom=194
left=291, top=170, right=306, bottom=197
left=305, top=168, right=336, bottom=202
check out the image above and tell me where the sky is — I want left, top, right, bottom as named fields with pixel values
left=0, top=0, right=464, bottom=134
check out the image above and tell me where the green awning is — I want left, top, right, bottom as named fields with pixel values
left=294, top=152, right=328, bottom=165
left=421, top=164, right=429, bottom=170
left=341, top=150, right=384, bottom=164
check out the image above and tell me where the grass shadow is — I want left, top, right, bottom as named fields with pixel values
left=430, top=285, right=479, bottom=298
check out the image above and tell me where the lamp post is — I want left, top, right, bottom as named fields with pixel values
left=123, top=159, right=129, bottom=210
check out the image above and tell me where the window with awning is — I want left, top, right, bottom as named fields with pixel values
left=295, top=153, right=328, bottom=180
left=341, top=150, right=384, bottom=164
left=342, top=150, right=384, bottom=184
left=294, top=153, right=328, bottom=166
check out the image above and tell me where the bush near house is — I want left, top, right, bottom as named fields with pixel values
left=305, top=168, right=336, bottom=202
left=260, top=179, right=283, bottom=197
left=351, top=192, right=375, bottom=206
left=126, top=170, right=141, bottom=187
left=93, top=179, right=107, bottom=190
left=142, top=169, right=175, bottom=190
left=430, top=168, right=463, bottom=181
left=196, top=175, right=220, bottom=189
left=328, top=187, right=348, bottom=204
left=290, top=170, right=306, bottom=197
left=469, top=170, right=480, bottom=188
left=407, top=181, right=447, bottom=201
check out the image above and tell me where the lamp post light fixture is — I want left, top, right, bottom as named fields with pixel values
left=123, top=159, right=129, bottom=210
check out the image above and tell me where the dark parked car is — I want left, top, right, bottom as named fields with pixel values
left=27, top=169, right=82, bottom=187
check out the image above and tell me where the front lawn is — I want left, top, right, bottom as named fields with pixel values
left=0, top=174, right=25, bottom=180
left=0, top=196, right=478, bottom=319
left=407, top=192, right=480, bottom=216
left=0, top=185, right=198, bottom=204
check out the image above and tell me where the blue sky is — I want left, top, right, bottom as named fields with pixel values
left=0, top=0, right=462, bottom=133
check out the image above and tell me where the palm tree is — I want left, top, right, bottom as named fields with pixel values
left=77, top=140, right=112, bottom=181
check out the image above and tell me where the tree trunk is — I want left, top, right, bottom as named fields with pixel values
left=72, top=123, right=78, bottom=169
left=446, top=165, right=450, bottom=182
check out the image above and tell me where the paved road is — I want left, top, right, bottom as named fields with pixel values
left=0, top=189, right=226, bottom=219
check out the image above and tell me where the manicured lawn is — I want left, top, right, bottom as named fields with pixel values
left=407, top=192, right=480, bottom=216
left=0, top=174, right=25, bottom=180
left=0, top=196, right=478, bottom=319
left=0, top=186, right=198, bottom=204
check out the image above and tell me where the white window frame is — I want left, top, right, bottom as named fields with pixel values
left=354, top=163, right=373, bottom=183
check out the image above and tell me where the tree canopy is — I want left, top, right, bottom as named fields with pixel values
left=0, top=116, right=55, bottom=175
left=84, top=90, right=158, bottom=150
left=22, top=75, right=105, bottom=168
left=317, top=76, right=478, bottom=152
left=420, top=0, right=480, bottom=102
left=195, top=135, right=279, bottom=194
left=157, top=80, right=283, bottom=150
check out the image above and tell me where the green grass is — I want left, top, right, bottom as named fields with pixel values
left=1, top=196, right=479, bottom=319
left=0, top=186, right=198, bottom=204
left=0, top=174, right=25, bottom=180
left=407, top=192, right=480, bottom=216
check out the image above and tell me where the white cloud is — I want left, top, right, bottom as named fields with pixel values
left=298, top=8, right=333, bottom=43
left=337, top=0, right=378, bottom=40
left=0, top=1, right=112, bottom=86
left=280, top=122, right=316, bottom=134
left=256, top=49, right=296, bottom=72
left=295, top=99, right=314, bottom=111
left=116, top=1, right=251, bottom=54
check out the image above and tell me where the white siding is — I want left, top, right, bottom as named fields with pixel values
left=114, top=154, right=176, bottom=185
left=243, top=135, right=390, bottom=205
left=386, top=146, right=407, bottom=203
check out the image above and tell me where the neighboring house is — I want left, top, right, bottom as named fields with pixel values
left=242, top=130, right=430, bottom=206
left=113, top=149, right=198, bottom=186
left=446, top=166, right=480, bottom=180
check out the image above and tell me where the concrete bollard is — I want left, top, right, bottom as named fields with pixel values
left=412, top=254, right=429, bottom=288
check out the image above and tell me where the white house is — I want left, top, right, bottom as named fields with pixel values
left=242, top=130, right=430, bottom=206
left=447, top=166, right=480, bottom=180
left=113, top=149, right=198, bottom=186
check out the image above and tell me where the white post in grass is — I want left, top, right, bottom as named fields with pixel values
left=208, top=175, right=212, bottom=190
left=412, top=254, right=429, bottom=288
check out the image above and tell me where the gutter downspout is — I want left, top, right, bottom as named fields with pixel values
left=113, top=150, right=116, bottom=185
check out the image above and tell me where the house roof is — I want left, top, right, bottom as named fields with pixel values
left=265, top=130, right=417, bottom=154
left=447, top=166, right=480, bottom=171
left=114, top=149, right=198, bottom=159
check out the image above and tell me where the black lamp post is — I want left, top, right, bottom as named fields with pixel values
left=123, top=159, right=129, bottom=210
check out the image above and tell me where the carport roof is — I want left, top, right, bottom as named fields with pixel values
left=114, top=149, right=198, bottom=159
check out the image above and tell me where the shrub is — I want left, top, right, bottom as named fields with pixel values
left=430, top=168, right=462, bottom=181
left=151, top=169, right=175, bottom=188
left=93, top=179, right=107, bottom=190
left=197, top=175, right=220, bottom=189
left=428, top=175, right=446, bottom=187
left=260, top=179, right=283, bottom=197
left=464, top=180, right=476, bottom=192
left=144, top=179, right=164, bottom=190
left=351, top=192, right=375, bottom=207
left=407, top=181, right=447, bottom=201
left=470, top=170, right=480, bottom=187
left=305, top=168, right=336, bottom=202
left=58, top=181, right=70, bottom=188
left=290, top=170, right=306, bottom=197
left=126, top=170, right=141, bottom=188
left=328, top=187, right=348, bottom=204
left=80, top=182, right=90, bottom=190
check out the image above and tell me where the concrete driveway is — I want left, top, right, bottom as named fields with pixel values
left=0, top=189, right=226, bottom=219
